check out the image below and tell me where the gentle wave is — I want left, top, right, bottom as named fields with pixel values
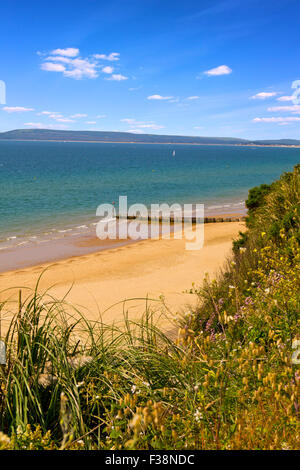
left=0, top=197, right=247, bottom=254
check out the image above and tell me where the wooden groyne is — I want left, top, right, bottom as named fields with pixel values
left=116, top=215, right=246, bottom=224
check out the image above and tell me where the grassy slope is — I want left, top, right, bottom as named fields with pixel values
left=0, top=165, right=299, bottom=450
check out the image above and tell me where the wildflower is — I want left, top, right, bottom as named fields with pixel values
left=234, top=313, right=241, bottom=322
left=244, top=296, right=254, bottom=306
left=210, top=332, right=216, bottom=341
left=265, top=288, right=270, bottom=294
left=239, top=247, right=246, bottom=253
left=194, top=409, right=203, bottom=422
left=229, top=285, right=235, bottom=289
left=131, top=385, right=140, bottom=394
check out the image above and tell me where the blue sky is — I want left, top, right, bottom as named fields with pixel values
left=0, top=0, right=300, bottom=139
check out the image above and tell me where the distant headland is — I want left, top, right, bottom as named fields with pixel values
left=0, top=128, right=300, bottom=147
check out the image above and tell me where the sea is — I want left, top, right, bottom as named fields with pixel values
left=0, top=140, right=299, bottom=267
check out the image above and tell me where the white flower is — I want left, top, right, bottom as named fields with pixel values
left=229, top=285, right=235, bottom=289
left=265, top=288, right=270, bottom=294
left=131, top=385, right=141, bottom=394
left=194, top=409, right=203, bottom=422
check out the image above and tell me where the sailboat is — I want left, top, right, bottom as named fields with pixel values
left=172, top=149, right=176, bottom=157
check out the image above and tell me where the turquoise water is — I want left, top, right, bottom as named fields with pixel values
left=0, top=140, right=299, bottom=248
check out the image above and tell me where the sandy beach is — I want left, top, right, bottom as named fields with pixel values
left=0, top=221, right=244, bottom=330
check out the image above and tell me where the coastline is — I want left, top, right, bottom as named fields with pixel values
left=0, top=221, right=245, bottom=329
left=0, top=212, right=245, bottom=273
left=1, top=138, right=300, bottom=148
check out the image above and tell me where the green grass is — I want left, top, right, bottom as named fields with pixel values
left=0, top=165, right=299, bottom=450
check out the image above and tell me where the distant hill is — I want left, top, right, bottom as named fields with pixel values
left=0, top=129, right=249, bottom=145
left=0, top=128, right=299, bottom=146
left=254, top=139, right=300, bottom=146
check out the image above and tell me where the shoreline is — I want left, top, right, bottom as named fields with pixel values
left=0, top=221, right=245, bottom=328
left=1, top=138, right=300, bottom=148
left=0, top=213, right=246, bottom=274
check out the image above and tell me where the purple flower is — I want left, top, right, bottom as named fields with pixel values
left=244, top=296, right=254, bottom=306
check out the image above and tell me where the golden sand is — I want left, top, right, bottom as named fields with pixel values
left=0, top=221, right=244, bottom=329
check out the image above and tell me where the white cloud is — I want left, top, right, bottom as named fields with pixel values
left=38, top=112, right=74, bottom=122
left=40, top=49, right=126, bottom=81
left=277, top=95, right=294, bottom=102
left=187, top=96, right=199, bottom=100
left=24, top=122, right=50, bottom=129
left=48, top=114, right=63, bottom=119
left=55, top=117, right=74, bottom=122
left=203, top=65, right=232, bottom=76
left=126, top=129, right=144, bottom=134
left=96, top=114, right=106, bottom=118
left=121, top=118, right=135, bottom=124
left=93, top=52, right=120, bottom=61
left=24, top=122, right=69, bottom=129
left=250, top=92, right=278, bottom=100
left=41, top=52, right=99, bottom=79
left=267, top=105, right=300, bottom=114
left=45, top=56, right=72, bottom=64
left=194, top=126, right=204, bottom=129
left=121, top=118, right=164, bottom=130
left=70, top=113, right=88, bottom=118
left=51, top=48, right=79, bottom=57
left=3, top=106, right=34, bottom=113
left=106, top=74, right=128, bottom=81
left=41, top=62, right=66, bottom=72
left=86, top=121, right=97, bottom=124
left=63, top=58, right=98, bottom=79
left=253, top=116, right=300, bottom=123
left=102, top=66, right=114, bottom=74
left=37, top=110, right=60, bottom=116
left=139, top=124, right=164, bottom=129
left=147, top=94, right=174, bottom=100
